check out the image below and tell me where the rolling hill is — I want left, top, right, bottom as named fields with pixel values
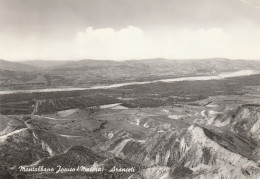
left=0, top=59, right=41, bottom=72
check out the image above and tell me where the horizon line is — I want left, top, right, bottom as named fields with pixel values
left=1, top=57, right=260, bottom=62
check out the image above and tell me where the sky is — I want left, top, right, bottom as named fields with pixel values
left=0, top=0, right=260, bottom=61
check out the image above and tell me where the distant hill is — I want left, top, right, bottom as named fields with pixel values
left=48, top=58, right=260, bottom=81
left=0, top=59, right=40, bottom=71
left=5, top=58, right=260, bottom=72
left=19, top=60, right=69, bottom=68
left=49, top=58, right=260, bottom=71
left=1, top=58, right=260, bottom=90
left=50, top=59, right=120, bottom=69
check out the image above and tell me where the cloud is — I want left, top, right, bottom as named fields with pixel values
left=76, top=26, right=146, bottom=59
left=1, top=25, right=260, bottom=61
left=240, top=0, right=260, bottom=8
left=75, top=26, right=234, bottom=60
left=147, top=28, right=231, bottom=59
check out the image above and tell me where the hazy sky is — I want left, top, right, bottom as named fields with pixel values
left=0, top=0, right=260, bottom=61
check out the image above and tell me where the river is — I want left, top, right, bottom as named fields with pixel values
left=0, top=69, right=258, bottom=95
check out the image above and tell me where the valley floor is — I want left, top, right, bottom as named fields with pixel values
left=0, top=76, right=260, bottom=179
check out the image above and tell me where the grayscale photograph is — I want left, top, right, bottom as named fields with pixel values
left=0, top=0, right=260, bottom=178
